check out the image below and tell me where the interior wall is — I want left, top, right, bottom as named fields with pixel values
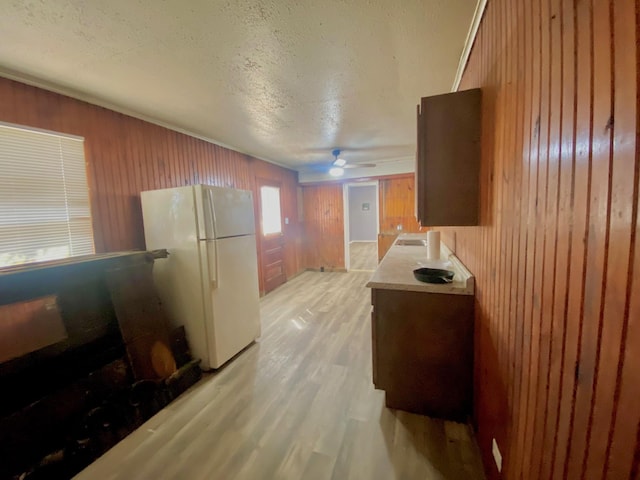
left=378, top=175, right=424, bottom=234
left=0, top=78, right=303, bottom=294
left=378, top=174, right=427, bottom=260
left=301, top=184, right=345, bottom=271
left=301, top=174, right=425, bottom=269
left=348, top=185, right=377, bottom=242
left=449, top=1, right=640, bottom=479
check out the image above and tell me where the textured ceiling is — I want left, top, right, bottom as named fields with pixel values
left=0, top=0, right=478, bottom=175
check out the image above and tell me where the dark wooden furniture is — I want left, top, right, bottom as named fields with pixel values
left=371, top=288, right=474, bottom=421
left=0, top=252, right=201, bottom=479
left=416, top=88, right=481, bottom=226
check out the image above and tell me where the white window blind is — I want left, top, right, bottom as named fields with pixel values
left=0, top=122, right=94, bottom=268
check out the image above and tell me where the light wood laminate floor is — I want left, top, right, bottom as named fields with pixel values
left=76, top=271, right=485, bottom=480
left=349, top=241, right=378, bottom=271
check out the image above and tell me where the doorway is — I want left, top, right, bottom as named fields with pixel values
left=343, top=182, right=379, bottom=271
left=257, top=180, right=286, bottom=294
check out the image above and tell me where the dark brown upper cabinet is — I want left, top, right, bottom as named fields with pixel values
left=416, top=88, right=481, bottom=226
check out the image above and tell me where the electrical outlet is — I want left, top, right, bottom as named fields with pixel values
left=492, top=438, right=502, bottom=472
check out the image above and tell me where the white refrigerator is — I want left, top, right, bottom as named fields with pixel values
left=140, top=184, right=261, bottom=369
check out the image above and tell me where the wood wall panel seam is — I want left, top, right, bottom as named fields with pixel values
left=578, top=0, right=617, bottom=477
left=537, top=0, right=569, bottom=477
left=564, top=0, right=609, bottom=477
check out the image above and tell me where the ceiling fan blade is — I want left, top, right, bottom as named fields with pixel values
left=299, top=162, right=332, bottom=172
left=343, top=163, right=376, bottom=169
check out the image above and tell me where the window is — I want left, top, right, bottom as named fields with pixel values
left=260, top=185, right=282, bottom=235
left=0, top=122, right=94, bottom=268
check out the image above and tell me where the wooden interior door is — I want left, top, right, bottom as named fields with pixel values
left=258, top=180, right=286, bottom=294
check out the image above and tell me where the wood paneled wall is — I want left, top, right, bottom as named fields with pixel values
left=378, top=175, right=425, bottom=234
left=301, top=184, right=345, bottom=270
left=0, top=78, right=303, bottom=294
left=301, top=174, right=425, bottom=269
left=378, top=174, right=427, bottom=260
left=449, top=0, right=640, bottom=478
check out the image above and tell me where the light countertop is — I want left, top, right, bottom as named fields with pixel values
left=366, top=233, right=475, bottom=295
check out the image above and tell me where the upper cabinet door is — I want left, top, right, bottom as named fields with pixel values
left=416, top=88, right=481, bottom=226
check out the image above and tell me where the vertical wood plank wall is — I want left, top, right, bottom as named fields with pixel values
left=378, top=175, right=427, bottom=260
left=448, top=0, right=640, bottom=478
left=301, top=184, right=345, bottom=270
left=0, top=78, right=302, bottom=294
left=378, top=175, right=425, bottom=234
left=301, top=174, right=425, bottom=270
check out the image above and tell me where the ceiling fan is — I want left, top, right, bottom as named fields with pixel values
left=326, top=149, right=376, bottom=177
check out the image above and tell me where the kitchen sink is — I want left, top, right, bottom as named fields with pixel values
left=395, top=239, right=427, bottom=246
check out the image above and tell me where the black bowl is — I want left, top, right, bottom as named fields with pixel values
left=413, top=267, right=455, bottom=284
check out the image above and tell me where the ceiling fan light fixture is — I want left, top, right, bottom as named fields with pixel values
left=329, top=167, right=344, bottom=177
left=333, top=158, right=346, bottom=167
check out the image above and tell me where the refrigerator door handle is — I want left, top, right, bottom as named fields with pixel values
left=206, top=240, right=218, bottom=288
left=205, top=187, right=217, bottom=239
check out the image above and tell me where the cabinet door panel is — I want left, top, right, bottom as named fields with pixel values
left=372, top=288, right=474, bottom=421
left=417, top=88, right=481, bottom=226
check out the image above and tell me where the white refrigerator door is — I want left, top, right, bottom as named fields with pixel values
left=200, top=234, right=261, bottom=368
left=141, top=186, right=212, bottom=369
left=198, top=185, right=256, bottom=239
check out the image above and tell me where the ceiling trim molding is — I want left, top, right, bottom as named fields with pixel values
left=0, top=67, right=293, bottom=171
left=451, top=0, right=488, bottom=92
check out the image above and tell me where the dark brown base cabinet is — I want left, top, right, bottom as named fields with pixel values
left=371, top=288, right=474, bottom=422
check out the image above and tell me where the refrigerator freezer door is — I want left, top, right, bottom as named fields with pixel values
left=141, top=186, right=198, bottom=250
left=203, top=234, right=261, bottom=368
left=202, top=186, right=256, bottom=239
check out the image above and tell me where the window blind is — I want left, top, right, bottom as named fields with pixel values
left=0, top=122, right=94, bottom=268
